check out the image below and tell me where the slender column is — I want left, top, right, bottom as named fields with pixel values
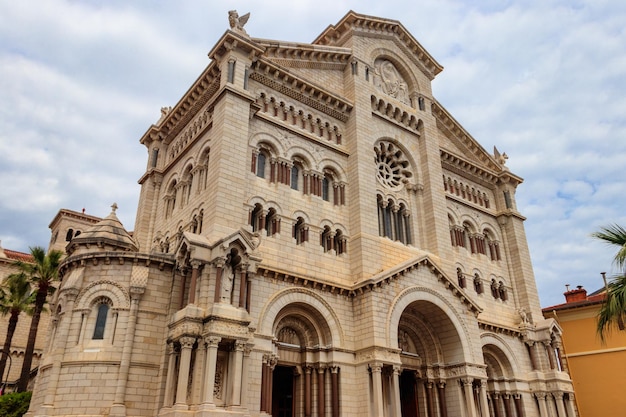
left=526, top=342, right=539, bottom=370
left=260, top=356, right=268, bottom=412
left=110, top=287, right=144, bottom=416
left=535, top=392, right=549, bottom=417
left=178, top=270, right=187, bottom=309
left=370, top=364, right=384, bottom=417
left=305, top=366, right=313, bottom=417
left=43, top=289, right=79, bottom=408
left=462, top=378, right=478, bottom=417
left=267, top=356, right=276, bottom=414
left=425, top=381, right=435, bottom=417
left=503, top=393, right=513, bottom=417
left=238, top=264, right=248, bottom=308
left=163, top=343, right=177, bottom=407
left=78, top=310, right=88, bottom=345
left=478, top=381, right=490, bottom=417
left=240, top=344, right=251, bottom=408
left=514, top=393, right=525, bottom=417
left=200, top=336, right=220, bottom=407
left=330, top=366, right=340, bottom=417
left=438, top=381, right=448, bottom=417
left=317, top=366, right=327, bottom=417
left=553, top=392, right=567, bottom=417
left=174, top=336, right=196, bottom=409
left=391, top=366, right=402, bottom=417
left=188, top=260, right=201, bottom=305
left=229, top=340, right=245, bottom=406
left=544, top=342, right=556, bottom=370
left=191, top=337, right=206, bottom=405
left=214, top=258, right=225, bottom=303
left=492, top=393, right=502, bottom=417
left=565, top=393, right=576, bottom=417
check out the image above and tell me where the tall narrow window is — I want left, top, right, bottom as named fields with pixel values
left=250, top=204, right=264, bottom=232
left=293, top=217, right=308, bottom=244
left=256, top=153, right=266, bottom=178
left=93, top=303, right=109, bottom=340
left=321, top=226, right=333, bottom=252
left=291, top=165, right=299, bottom=190
left=322, top=176, right=330, bottom=201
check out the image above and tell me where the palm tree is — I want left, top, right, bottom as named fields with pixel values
left=592, top=224, right=626, bottom=341
left=13, top=246, right=63, bottom=392
left=0, top=273, right=34, bottom=387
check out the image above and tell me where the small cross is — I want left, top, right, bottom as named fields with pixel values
left=111, top=202, right=118, bottom=213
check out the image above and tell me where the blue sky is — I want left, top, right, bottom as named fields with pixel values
left=1, top=0, right=625, bottom=307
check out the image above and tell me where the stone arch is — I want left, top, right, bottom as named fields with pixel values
left=249, top=132, right=286, bottom=155
left=373, top=138, right=418, bottom=188
left=76, top=280, right=130, bottom=310
left=318, top=158, right=347, bottom=182
left=387, top=285, right=474, bottom=363
left=257, top=287, right=344, bottom=347
left=369, top=49, right=419, bottom=99
left=480, top=334, right=520, bottom=377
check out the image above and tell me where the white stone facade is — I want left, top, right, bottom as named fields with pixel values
left=26, top=11, right=576, bottom=417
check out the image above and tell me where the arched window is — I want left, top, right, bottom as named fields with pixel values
left=322, top=176, right=330, bottom=201
left=491, top=279, right=500, bottom=299
left=457, top=268, right=466, bottom=288
left=291, top=165, right=299, bottom=190
left=321, top=226, right=333, bottom=253
left=265, top=208, right=280, bottom=237
left=92, top=302, right=110, bottom=340
left=65, top=229, right=74, bottom=241
left=334, top=229, right=347, bottom=255
left=256, top=152, right=267, bottom=178
left=474, top=274, right=484, bottom=294
left=165, top=180, right=177, bottom=218
left=293, top=217, right=308, bottom=244
left=250, top=204, right=264, bottom=232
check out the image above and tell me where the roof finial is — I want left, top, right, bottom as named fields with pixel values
left=111, top=202, right=118, bottom=214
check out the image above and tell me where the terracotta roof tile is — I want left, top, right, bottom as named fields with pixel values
left=3, top=249, right=33, bottom=263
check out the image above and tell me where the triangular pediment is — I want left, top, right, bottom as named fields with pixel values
left=313, top=11, right=443, bottom=80
left=175, top=228, right=262, bottom=265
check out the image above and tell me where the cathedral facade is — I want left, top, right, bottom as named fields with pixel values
left=26, top=11, right=576, bottom=417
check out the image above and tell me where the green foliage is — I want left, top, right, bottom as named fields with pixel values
left=592, top=224, right=626, bottom=341
left=0, top=391, right=32, bottom=417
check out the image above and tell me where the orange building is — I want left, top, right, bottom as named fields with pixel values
left=543, top=285, right=626, bottom=417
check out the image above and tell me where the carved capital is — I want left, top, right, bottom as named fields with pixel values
left=205, top=336, right=221, bottom=348
left=179, top=336, right=196, bottom=349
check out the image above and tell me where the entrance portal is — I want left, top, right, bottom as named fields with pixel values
left=272, top=365, right=295, bottom=417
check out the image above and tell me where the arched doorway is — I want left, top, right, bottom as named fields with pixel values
left=396, top=300, right=466, bottom=417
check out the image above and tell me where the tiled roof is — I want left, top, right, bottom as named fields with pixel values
left=3, top=249, right=33, bottom=263
left=542, top=290, right=606, bottom=312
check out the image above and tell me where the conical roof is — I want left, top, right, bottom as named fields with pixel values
left=67, top=203, right=138, bottom=254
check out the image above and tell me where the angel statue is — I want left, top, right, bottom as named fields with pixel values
left=228, top=10, right=250, bottom=35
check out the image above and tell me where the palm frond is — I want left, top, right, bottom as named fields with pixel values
left=592, top=224, right=626, bottom=270
left=597, top=274, right=626, bottom=341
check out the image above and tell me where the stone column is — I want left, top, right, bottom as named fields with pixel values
left=492, top=393, right=502, bottom=417
left=544, top=341, right=556, bottom=370
left=110, top=287, right=144, bottom=417
left=188, top=260, right=201, bottom=305
left=317, top=366, right=327, bottom=417
left=425, top=381, right=435, bottom=417
left=238, top=264, right=248, bottom=308
left=178, top=270, right=187, bottom=309
left=305, top=366, right=313, bottom=417
left=535, top=392, right=549, bottom=417
left=229, top=340, right=245, bottom=407
left=330, top=366, right=340, bottom=417
left=438, top=381, right=448, bottom=417
left=478, top=381, right=490, bottom=417
left=240, top=344, right=252, bottom=408
left=43, top=289, right=79, bottom=408
left=502, top=393, right=513, bottom=417
left=553, top=392, right=567, bottom=417
left=526, top=342, right=539, bottom=370
left=163, top=343, right=177, bottom=408
left=514, top=393, right=525, bottom=417
left=462, top=378, right=478, bottom=417
left=391, top=366, right=402, bottom=417
left=214, top=258, right=225, bottom=303
left=174, top=336, right=196, bottom=409
left=370, top=364, right=384, bottom=417
left=565, top=393, right=576, bottom=417
left=200, top=336, right=221, bottom=408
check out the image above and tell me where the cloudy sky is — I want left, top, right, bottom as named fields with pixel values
left=1, top=0, right=625, bottom=307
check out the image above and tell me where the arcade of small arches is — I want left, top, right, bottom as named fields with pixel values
left=449, top=216, right=502, bottom=262
left=163, top=147, right=211, bottom=219
left=251, top=144, right=346, bottom=206
left=443, top=175, right=491, bottom=210
left=248, top=202, right=348, bottom=256
left=456, top=268, right=510, bottom=303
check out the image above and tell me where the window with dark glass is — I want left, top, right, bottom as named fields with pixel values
left=93, top=303, right=109, bottom=340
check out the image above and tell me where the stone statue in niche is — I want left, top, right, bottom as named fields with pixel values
left=221, top=248, right=241, bottom=304
left=373, top=59, right=409, bottom=104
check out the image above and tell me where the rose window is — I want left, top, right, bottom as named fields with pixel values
left=375, top=142, right=412, bottom=189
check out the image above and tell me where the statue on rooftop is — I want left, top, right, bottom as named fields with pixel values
left=228, top=10, right=250, bottom=35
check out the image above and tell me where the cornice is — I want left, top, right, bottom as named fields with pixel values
left=250, top=58, right=352, bottom=122
left=478, top=321, right=523, bottom=338
left=253, top=39, right=352, bottom=70
left=257, top=255, right=482, bottom=315
left=313, top=11, right=443, bottom=78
